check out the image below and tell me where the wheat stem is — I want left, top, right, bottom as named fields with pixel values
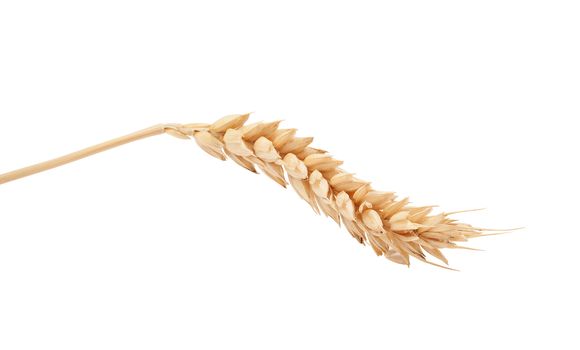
left=0, top=124, right=181, bottom=185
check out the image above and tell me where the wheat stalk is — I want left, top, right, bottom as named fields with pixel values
left=0, top=114, right=504, bottom=268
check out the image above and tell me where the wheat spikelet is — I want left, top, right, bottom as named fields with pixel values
left=0, top=114, right=505, bottom=268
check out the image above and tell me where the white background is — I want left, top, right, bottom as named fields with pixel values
left=1, top=1, right=579, bottom=349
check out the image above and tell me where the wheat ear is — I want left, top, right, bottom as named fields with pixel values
left=0, top=114, right=502, bottom=268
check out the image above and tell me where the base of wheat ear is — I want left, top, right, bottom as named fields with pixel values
left=0, top=114, right=506, bottom=268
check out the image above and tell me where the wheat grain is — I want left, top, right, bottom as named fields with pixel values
left=0, top=115, right=504, bottom=268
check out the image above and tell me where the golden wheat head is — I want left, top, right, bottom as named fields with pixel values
left=0, top=114, right=503, bottom=269
left=173, top=114, right=496, bottom=269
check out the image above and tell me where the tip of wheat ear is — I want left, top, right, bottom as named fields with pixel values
left=184, top=114, right=501, bottom=269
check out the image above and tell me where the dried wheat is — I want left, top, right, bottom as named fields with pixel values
left=0, top=114, right=504, bottom=268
